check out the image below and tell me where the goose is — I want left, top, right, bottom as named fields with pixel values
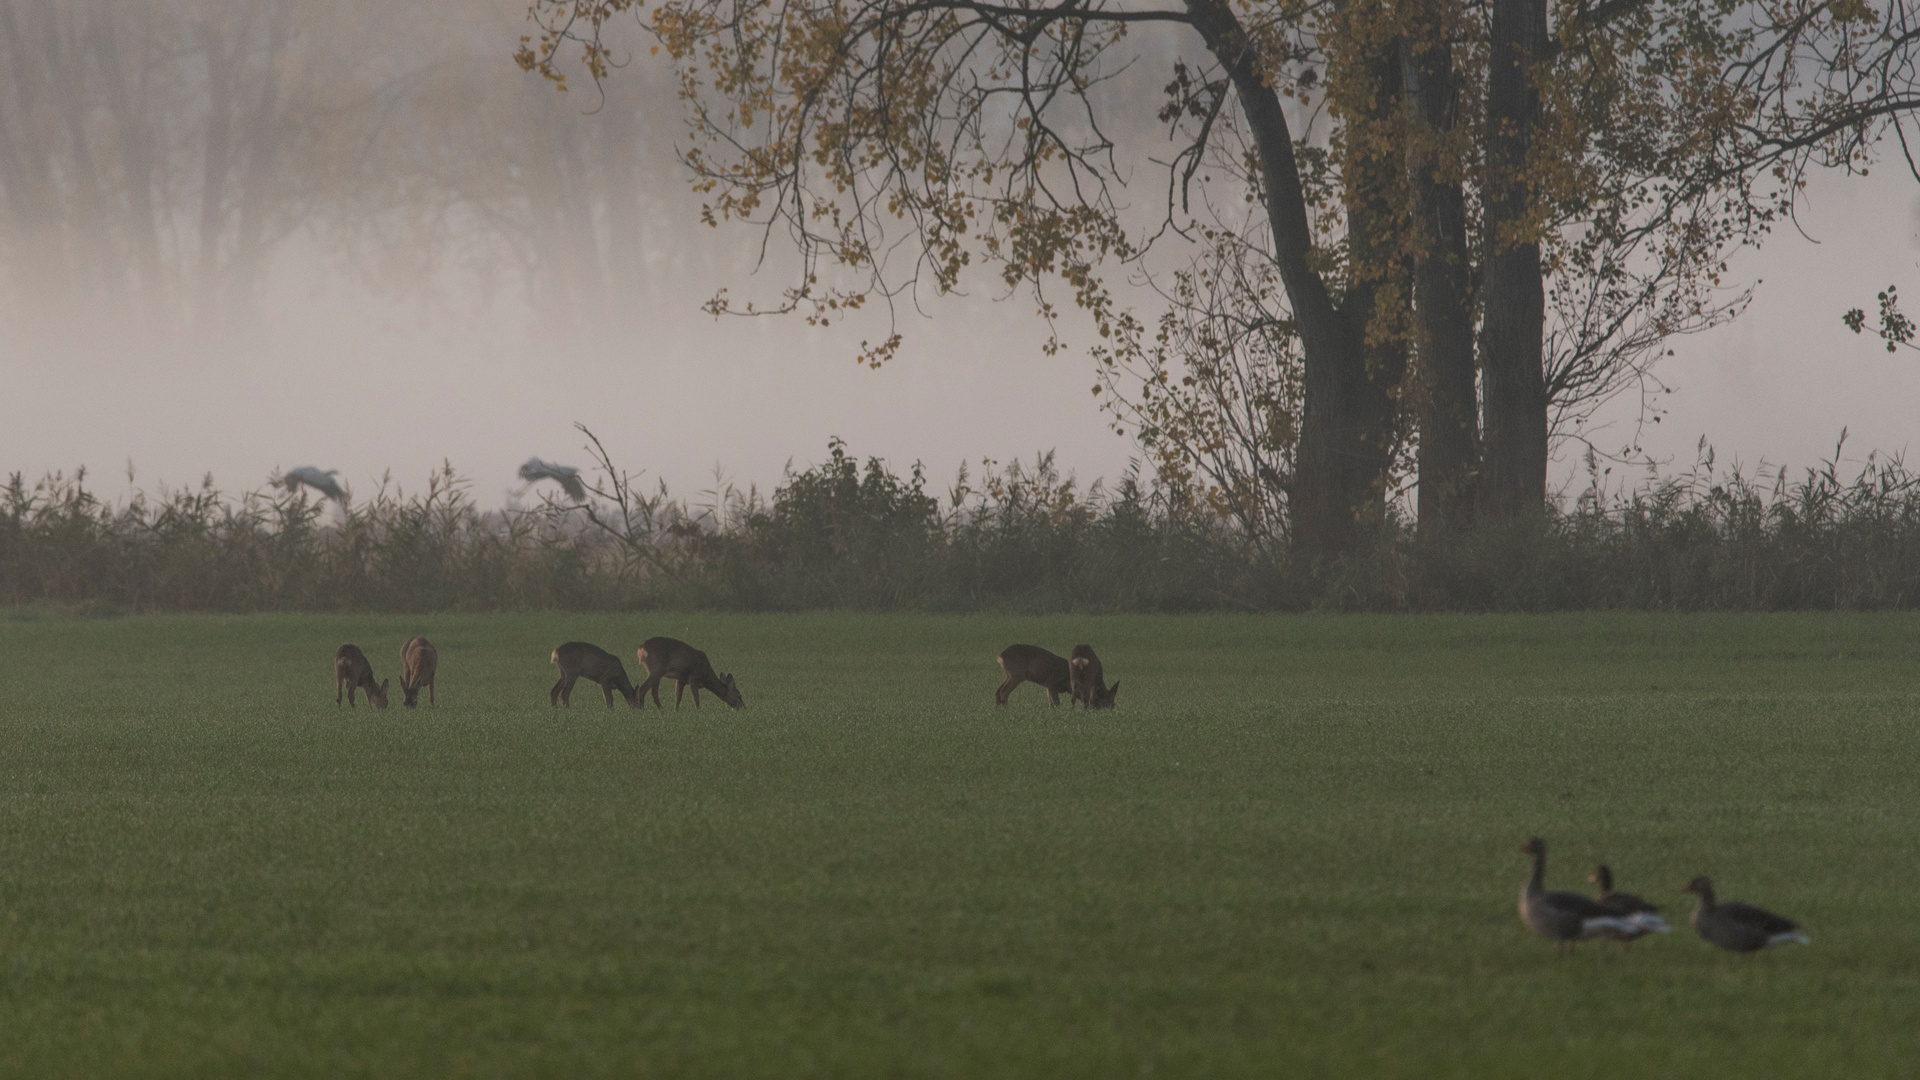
left=1588, top=864, right=1671, bottom=948
left=1518, top=838, right=1639, bottom=953
left=1682, top=876, right=1810, bottom=953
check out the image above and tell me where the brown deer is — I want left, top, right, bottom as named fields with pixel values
left=636, top=637, right=744, bottom=709
left=400, top=636, right=438, bottom=707
left=1068, top=644, right=1119, bottom=709
left=334, top=644, right=390, bottom=708
left=995, top=644, right=1073, bottom=706
left=550, top=641, right=640, bottom=708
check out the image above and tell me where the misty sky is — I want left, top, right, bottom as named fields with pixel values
left=6, top=22, right=1920, bottom=511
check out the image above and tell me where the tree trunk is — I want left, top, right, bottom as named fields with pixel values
left=195, top=18, right=239, bottom=325
left=1479, top=0, right=1549, bottom=519
left=43, top=6, right=112, bottom=308
left=1183, top=0, right=1400, bottom=561
left=0, top=0, right=74, bottom=307
left=1322, top=17, right=1411, bottom=553
left=230, top=1, right=290, bottom=319
left=1401, top=16, right=1478, bottom=532
left=90, top=3, right=171, bottom=324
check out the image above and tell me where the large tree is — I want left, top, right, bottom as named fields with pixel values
left=522, top=0, right=1920, bottom=557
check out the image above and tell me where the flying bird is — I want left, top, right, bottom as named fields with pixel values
left=519, top=457, right=588, bottom=502
left=283, top=466, right=347, bottom=503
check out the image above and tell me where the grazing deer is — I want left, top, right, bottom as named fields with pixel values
left=334, top=644, right=390, bottom=708
left=1068, top=644, right=1119, bottom=709
left=550, top=641, right=640, bottom=708
left=400, top=636, right=438, bottom=707
left=995, top=644, right=1073, bottom=706
left=636, top=637, right=744, bottom=709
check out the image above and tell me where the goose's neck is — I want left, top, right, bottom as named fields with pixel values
left=1525, top=850, right=1545, bottom=895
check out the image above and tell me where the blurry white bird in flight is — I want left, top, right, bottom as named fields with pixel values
left=283, top=466, right=347, bottom=503
left=518, top=457, right=588, bottom=502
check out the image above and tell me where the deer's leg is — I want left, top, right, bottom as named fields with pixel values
left=1045, top=688, right=1060, bottom=706
left=638, top=673, right=664, bottom=709
left=674, top=680, right=687, bottom=709
left=560, top=673, right=579, bottom=706
left=428, top=681, right=435, bottom=706
left=337, top=676, right=345, bottom=705
left=995, top=673, right=1020, bottom=706
left=600, top=679, right=617, bottom=708
left=691, top=684, right=702, bottom=708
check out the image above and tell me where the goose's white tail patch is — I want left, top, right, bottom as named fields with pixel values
left=1579, top=916, right=1639, bottom=939
left=1630, top=912, right=1672, bottom=933
left=1769, top=931, right=1811, bottom=947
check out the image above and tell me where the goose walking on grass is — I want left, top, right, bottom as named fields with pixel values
left=1518, top=838, right=1641, bottom=954
left=1682, top=877, right=1810, bottom=954
left=1589, top=865, right=1672, bottom=949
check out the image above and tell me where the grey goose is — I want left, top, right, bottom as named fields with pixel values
left=1682, top=876, right=1810, bottom=953
left=1588, top=864, right=1671, bottom=948
left=1518, top=838, right=1643, bottom=953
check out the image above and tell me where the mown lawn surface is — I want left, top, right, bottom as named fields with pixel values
left=0, top=610, right=1915, bottom=1078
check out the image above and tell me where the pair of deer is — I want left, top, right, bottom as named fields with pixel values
left=334, top=637, right=437, bottom=709
left=995, top=644, right=1119, bottom=708
left=551, top=637, right=744, bottom=709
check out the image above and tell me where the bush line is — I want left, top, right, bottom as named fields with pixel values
left=8, top=440, right=1920, bottom=614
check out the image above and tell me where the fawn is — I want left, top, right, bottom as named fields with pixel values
left=400, top=636, right=438, bottom=707
left=995, top=644, right=1073, bottom=706
left=636, top=637, right=744, bottom=709
left=1068, top=644, right=1119, bottom=709
left=334, top=644, right=390, bottom=708
left=550, top=641, right=641, bottom=707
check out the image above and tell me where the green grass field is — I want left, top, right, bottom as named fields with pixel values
left=0, top=611, right=1915, bottom=1077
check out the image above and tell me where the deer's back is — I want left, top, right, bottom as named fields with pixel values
left=553, top=641, right=624, bottom=679
left=638, top=636, right=712, bottom=678
left=402, top=636, right=437, bottom=674
left=999, top=644, right=1071, bottom=687
left=335, top=643, right=372, bottom=678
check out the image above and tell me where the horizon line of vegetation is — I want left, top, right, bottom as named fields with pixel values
left=8, top=428, right=1920, bottom=616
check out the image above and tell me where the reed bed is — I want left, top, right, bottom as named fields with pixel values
left=8, top=439, right=1920, bottom=613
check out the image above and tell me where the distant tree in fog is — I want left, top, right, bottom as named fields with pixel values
left=0, top=0, right=312, bottom=324
left=0, top=0, right=707, bottom=331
